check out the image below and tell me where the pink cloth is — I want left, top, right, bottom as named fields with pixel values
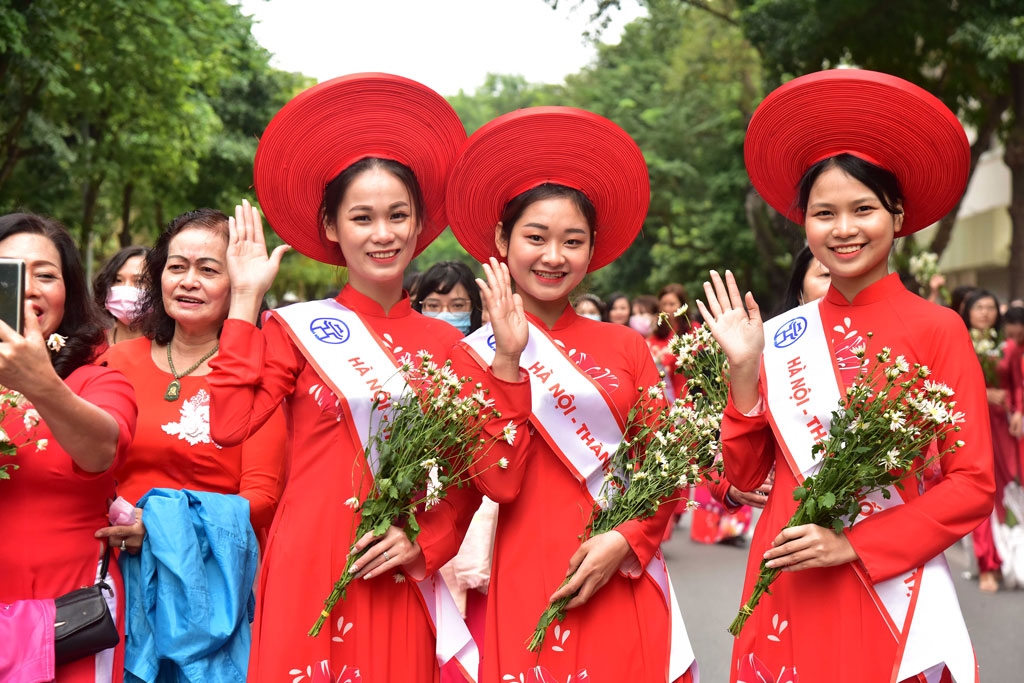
left=0, top=600, right=56, bottom=683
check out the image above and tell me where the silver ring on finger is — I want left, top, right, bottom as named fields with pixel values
left=120, top=539, right=127, bottom=551
left=382, top=550, right=390, bottom=561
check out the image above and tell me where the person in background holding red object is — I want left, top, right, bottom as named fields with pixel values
left=700, top=69, right=993, bottom=683
left=207, top=74, right=481, bottom=682
left=0, top=213, right=137, bottom=683
left=446, top=107, right=698, bottom=683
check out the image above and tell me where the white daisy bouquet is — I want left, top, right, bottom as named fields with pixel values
left=728, top=341, right=966, bottom=635
left=908, top=251, right=948, bottom=302
left=309, top=351, right=504, bottom=637
left=528, top=317, right=728, bottom=652
left=969, top=327, right=1002, bottom=388
left=0, top=392, right=47, bottom=485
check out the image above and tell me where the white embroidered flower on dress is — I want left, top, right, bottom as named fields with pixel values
left=161, top=389, right=220, bottom=447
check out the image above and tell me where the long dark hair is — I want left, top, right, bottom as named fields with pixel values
left=137, top=209, right=229, bottom=345
left=0, top=213, right=107, bottom=378
left=774, top=245, right=818, bottom=316
left=411, top=260, right=483, bottom=333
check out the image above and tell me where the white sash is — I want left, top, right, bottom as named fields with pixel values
left=762, top=300, right=977, bottom=683
left=462, top=322, right=697, bottom=681
left=275, top=299, right=480, bottom=680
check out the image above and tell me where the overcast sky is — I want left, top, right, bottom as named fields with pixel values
left=237, top=0, right=645, bottom=96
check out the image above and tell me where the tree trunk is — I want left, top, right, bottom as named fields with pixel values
left=1005, top=62, right=1024, bottom=302
left=119, top=182, right=134, bottom=248
left=79, top=176, right=103, bottom=259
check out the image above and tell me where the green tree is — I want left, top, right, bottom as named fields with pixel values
left=563, top=0, right=785, bottom=302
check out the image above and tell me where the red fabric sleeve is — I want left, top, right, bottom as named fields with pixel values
left=237, top=405, right=288, bottom=532
left=719, top=387, right=776, bottom=493
left=415, top=479, right=483, bottom=576
left=70, top=365, right=138, bottom=478
left=449, top=342, right=533, bottom=504
left=208, top=318, right=303, bottom=446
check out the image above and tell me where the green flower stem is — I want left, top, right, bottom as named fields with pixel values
left=526, top=575, right=574, bottom=653
left=727, top=506, right=809, bottom=636
left=308, top=546, right=360, bottom=637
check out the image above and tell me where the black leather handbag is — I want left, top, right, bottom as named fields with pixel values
left=53, top=546, right=119, bottom=666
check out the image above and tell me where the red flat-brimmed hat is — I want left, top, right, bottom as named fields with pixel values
left=253, top=73, right=467, bottom=265
left=446, top=107, right=650, bottom=272
left=744, top=69, right=969, bottom=235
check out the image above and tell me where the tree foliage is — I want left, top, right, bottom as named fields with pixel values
left=0, top=0, right=309, bottom=298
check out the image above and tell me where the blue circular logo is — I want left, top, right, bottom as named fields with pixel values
left=310, top=317, right=350, bottom=344
left=487, top=334, right=497, bottom=351
left=773, top=316, right=807, bottom=348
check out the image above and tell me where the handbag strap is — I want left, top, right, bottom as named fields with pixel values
left=98, top=544, right=111, bottom=581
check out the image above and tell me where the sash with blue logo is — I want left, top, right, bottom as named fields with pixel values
left=460, top=322, right=697, bottom=681
left=762, top=300, right=976, bottom=683
left=273, top=298, right=480, bottom=679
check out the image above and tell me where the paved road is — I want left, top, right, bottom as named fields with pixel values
left=664, top=519, right=1024, bottom=683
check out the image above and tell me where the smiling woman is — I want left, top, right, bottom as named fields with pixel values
left=204, top=73, right=481, bottom=682
left=93, top=209, right=287, bottom=680
left=444, top=107, right=699, bottom=683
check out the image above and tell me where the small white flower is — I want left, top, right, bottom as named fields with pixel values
left=344, top=497, right=360, bottom=510
left=882, top=448, right=902, bottom=469
left=46, top=333, right=67, bottom=352
left=894, top=356, right=910, bottom=373
left=35, top=438, right=47, bottom=451
left=501, top=420, right=517, bottom=446
left=22, top=408, right=40, bottom=429
left=498, top=457, right=509, bottom=469
left=673, top=304, right=688, bottom=317
left=393, top=573, right=406, bottom=583
left=424, top=465, right=442, bottom=509
left=0, top=427, right=8, bottom=443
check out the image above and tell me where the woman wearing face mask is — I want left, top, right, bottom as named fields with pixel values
left=573, top=293, right=606, bottom=322
left=93, top=246, right=150, bottom=346
left=411, top=259, right=482, bottom=335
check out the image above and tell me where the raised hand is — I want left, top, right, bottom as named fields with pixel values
left=227, top=199, right=290, bottom=323
left=477, top=257, right=527, bottom=382
left=695, top=270, right=764, bottom=412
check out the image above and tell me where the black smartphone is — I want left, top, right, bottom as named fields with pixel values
left=0, top=258, right=25, bottom=334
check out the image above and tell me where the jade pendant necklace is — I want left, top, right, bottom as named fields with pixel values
left=164, top=342, right=219, bottom=401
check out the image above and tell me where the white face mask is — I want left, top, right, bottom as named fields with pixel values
left=580, top=313, right=602, bottom=321
left=424, top=310, right=473, bottom=335
left=105, top=285, right=144, bottom=325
